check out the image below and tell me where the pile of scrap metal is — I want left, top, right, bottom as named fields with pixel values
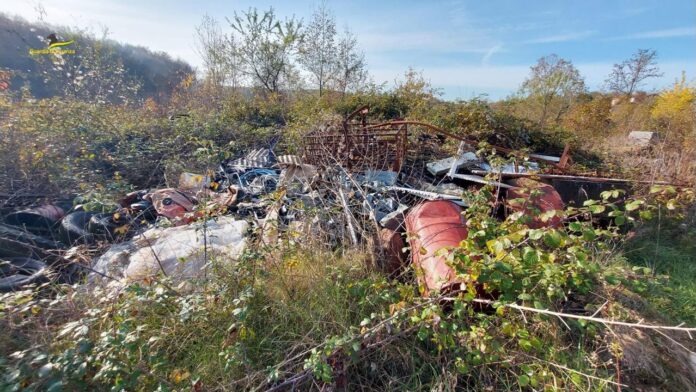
left=0, top=105, right=675, bottom=294
left=1, top=146, right=326, bottom=290
left=298, top=105, right=675, bottom=295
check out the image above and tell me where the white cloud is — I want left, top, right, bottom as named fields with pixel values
left=605, top=27, right=695, bottom=41
left=524, top=30, right=596, bottom=44
left=481, top=44, right=502, bottom=65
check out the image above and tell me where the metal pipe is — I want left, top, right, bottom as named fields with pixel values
left=469, top=170, right=677, bottom=185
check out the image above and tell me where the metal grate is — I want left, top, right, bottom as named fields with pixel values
left=303, top=122, right=408, bottom=172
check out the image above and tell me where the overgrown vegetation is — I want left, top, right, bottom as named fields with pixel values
left=1, top=186, right=694, bottom=390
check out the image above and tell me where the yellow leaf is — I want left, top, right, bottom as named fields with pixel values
left=170, top=369, right=190, bottom=384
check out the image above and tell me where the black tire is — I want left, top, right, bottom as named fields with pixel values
left=0, top=257, right=49, bottom=292
left=87, top=212, right=132, bottom=241
left=4, top=211, right=57, bottom=236
left=0, top=223, right=63, bottom=258
left=59, top=211, right=96, bottom=245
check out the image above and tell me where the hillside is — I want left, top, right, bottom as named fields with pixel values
left=0, top=13, right=193, bottom=101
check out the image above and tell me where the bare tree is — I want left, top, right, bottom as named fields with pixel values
left=605, top=49, right=663, bottom=97
left=228, top=7, right=302, bottom=94
left=194, top=15, right=240, bottom=91
left=520, top=54, right=585, bottom=129
left=298, top=1, right=336, bottom=97
left=335, top=29, right=367, bottom=97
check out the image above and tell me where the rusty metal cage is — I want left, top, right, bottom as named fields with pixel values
left=303, top=121, right=408, bottom=172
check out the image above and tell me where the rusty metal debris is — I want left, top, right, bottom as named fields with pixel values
left=304, top=110, right=407, bottom=172
left=1, top=104, right=676, bottom=293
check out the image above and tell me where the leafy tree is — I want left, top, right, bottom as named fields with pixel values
left=605, top=49, right=663, bottom=97
left=229, top=7, right=302, bottom=94
left=394, top=67, right=441, bottom=118
left=651, top=73, right=695, bottom=147
left=335, top=29, right=368, bottom=97
left=519, top=54, right=586, bottom=130
left=298, top=1, right=336, bottom=97
left=563, top=94, right=612, bottom=136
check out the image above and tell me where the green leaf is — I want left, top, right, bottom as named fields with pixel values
left=543, top=231, right=562, bottom=248
left=614, top=215, right=626, bottom=225
left=38, top=363, right=54, bottom=378
left=352, top=341, right=361, bottom=353
left=518, top=374, right=530, bottom=387
left=518, top=339, right=532, bottom=351
left=528, top=229, right=543, bottom=240
left=625, top=200, right=643, bottom=211
left=639, top=210, right=653, bottom=220
left=582, top=229, right=596, bottom=241
left=522, top=248, right=538, bottom=264
left=588, top=204, right=605, bottom=214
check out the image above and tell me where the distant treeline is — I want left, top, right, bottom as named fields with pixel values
left=0, top=13, right=193, bottom=102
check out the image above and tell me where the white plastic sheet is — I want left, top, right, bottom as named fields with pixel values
left=91, top=216, right=248, bottom=286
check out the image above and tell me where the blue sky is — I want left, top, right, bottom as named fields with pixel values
left=7, top=0, right=696, bottom=100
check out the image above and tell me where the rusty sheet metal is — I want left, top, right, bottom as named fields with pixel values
left=448, top=173, right=514, bottom=189
left=505, top=178, right=564, bottom=229
left=405, top=200, right=468, bottom=295
left=470, top=169, right=675, bottom=185
left=305, top=111, right=567, bottom=172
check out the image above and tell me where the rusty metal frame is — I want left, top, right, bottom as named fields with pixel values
left=304, top=114, right=408, bottom=172
left=304, top=107, right=570, bottom=172
left=365, top=120, right=570, bottom=168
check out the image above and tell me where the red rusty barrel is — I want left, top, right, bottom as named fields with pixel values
left=376, top=227, right=406, bottom=276
left=404, top=200, right=468, bottom=295
left=506, top=178, right=564, bottom=229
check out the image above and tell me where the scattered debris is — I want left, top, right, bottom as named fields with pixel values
left=0, top=105, right=672, bottom=293
left=91, top=216, right=248, bottom=286
left=628, top=131, right=659, bottom=147
left=5, top=204, right=67, bottom=236
left=448, top=173, right=513, bottom=189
